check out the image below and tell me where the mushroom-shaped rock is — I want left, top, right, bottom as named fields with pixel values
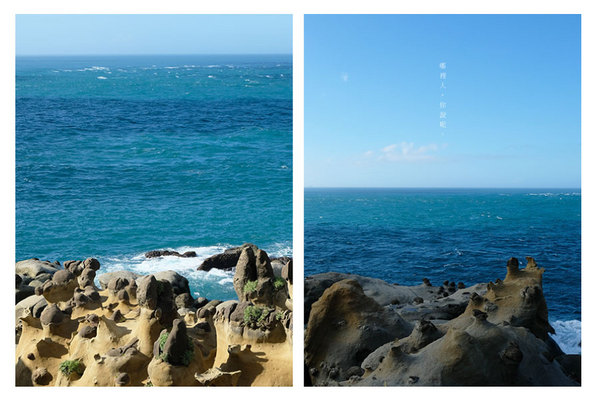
left=136, top=275, right=158, bottom=309
left=40, top=304, right=65, bottom=326
left=162, top=319, right=193, bottom=366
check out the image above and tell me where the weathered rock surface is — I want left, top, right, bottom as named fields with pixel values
left=137, top=270, right=190, bottom=296
left=98, top=271, right=141, bottom=290
left=15, top=245, right=292, bottom=387
left=197, top=245, right=249, bottom=271
left=304, top=257, right=579, bottom=387
left=305, top=279, right=412, bottom=385
left=145, top=250, right=197, bottom=258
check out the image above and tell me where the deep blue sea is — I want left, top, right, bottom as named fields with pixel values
left=305, top=188, right=581, bottom=353
left=16, top=55, right=292, bottom=301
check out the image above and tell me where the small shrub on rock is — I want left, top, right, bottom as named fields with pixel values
left=243, top=305, right=270, bottom=328
left=273, top=277, right=286, bottom=290
left=59, top=359, right=83, bottom=376
left=243, top=280, right=258, bottom=294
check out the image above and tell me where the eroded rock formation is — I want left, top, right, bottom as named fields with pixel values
left=15, top=244, right=292, bottom=386
left=304, top=257, right=579, bottom=386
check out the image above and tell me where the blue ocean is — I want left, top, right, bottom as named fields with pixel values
left=16, top=55, right=292, bottom=301
left=305, top=188, right=581, bottom=353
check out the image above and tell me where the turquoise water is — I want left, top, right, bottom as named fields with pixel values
left=16, top=55, right=292, bottom=301
left=305, top=188, right=581, bottom=353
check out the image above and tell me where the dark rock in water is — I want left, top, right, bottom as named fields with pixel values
left=16, top=274, right=22, bottom=288
left=197, top=245, right=250, bottom=271
left=145, top=250, right=196, bottom=258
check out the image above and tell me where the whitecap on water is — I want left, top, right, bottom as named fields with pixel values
left=97, top=243, right=291, bottom=301
left=550, top=320, right=581, bottom=354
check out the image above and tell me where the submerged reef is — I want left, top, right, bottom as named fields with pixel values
left=15, top=244, right=292, bottom=386
left=304, top=257, right=580, bottom=386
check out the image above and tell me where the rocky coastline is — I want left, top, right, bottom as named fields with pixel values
left=304, top=257, right=580, bottom=386
left=15, top=244, right=292, bottom=386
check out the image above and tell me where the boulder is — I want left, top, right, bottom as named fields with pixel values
left=98, top=271, right=141, bottom=290
left=138, top=270, right=189, bottom=296
left=145, top=250, right=196, bottom=258
left=233, top=244, right=275, bottom=305
left=304, top=279, right=412, bottom=385
left=197, top=244, right=253, bottom=271
left=15, top=259, right=59, bottom=280
left=162, top=319, right=192, bottom=366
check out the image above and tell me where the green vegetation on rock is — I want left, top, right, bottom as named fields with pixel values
left=273, top=277, right=286, bottom=290
left=243, top=305, right=270, bottom=328
left=59, top=359, right=83, bottom=376
left=243, top=280, right=258, bottom=294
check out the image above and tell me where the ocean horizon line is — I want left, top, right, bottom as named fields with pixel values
left=304, top=186, right=581, bottom=190
left=16, top=53, right=293, bottom=58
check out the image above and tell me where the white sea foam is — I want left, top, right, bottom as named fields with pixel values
left=101, top=243, right=291, bottom=277
left=77, top=66, right=110, bottom=72
left=550, top=319, right=581, bottom=354
left=527, top=192, right=581, bottom=197
left=96, top=76, right=108, bottom=80
left=97, top=243, right=291, bottom=300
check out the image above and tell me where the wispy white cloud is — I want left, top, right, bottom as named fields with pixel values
left=364, top=142, right=444, bottom=162
left=341, top=72, right=349, bottom=82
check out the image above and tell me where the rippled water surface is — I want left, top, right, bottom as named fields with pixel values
left=16, top=55, right=293, bottom=300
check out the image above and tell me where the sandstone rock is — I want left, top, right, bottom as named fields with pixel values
left=140, top=270, right=189, bottom=296
left=16, top=285, right=35, bottom=303
left=305, top=257, right=578, bottom=387
left=98, top=271, right=141, bottom=290
left=233, top=245, right=275, bottom=305
left=136, top=275, right=158, bottom=309
left=15, top=259, right=59, bottom=280
left=32, top=367, right=52, bottom=385
left=175, top=293, right=194, bottom=309
left=40, top=304, right=65, bottom=326
left=305, top=279, right=412, bottom=385
left=162, top=319, right=193, bottom=366
left=281, top=258, right=293, bottom=284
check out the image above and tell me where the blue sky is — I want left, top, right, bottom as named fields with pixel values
left=305, top=14, right=581, bottom=188
left=16, top=14, right=292, bottom=55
